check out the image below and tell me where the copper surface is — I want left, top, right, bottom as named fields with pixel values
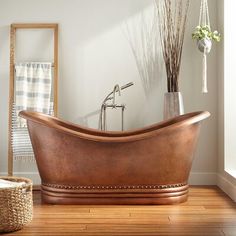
left=19, top=111, right=210, bottom=205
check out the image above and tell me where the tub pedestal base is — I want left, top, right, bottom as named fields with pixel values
left=41, top=183, right=189, bottom=205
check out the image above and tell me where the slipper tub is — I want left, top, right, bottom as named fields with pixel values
left=19, top=111, right=210, bottom=205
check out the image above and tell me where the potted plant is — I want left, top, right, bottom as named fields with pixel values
left=192, top=25, right=221, bottom=53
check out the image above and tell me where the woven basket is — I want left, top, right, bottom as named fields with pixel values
left=0, top=176, right=33, bottom=233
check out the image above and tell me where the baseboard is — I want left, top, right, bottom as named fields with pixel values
left=217, top=173, right=236, bottom=202
left=188, top=172, right=217, bottom=185
left=1, top=171, right=217, bottom=186
left=0, top=172, right=41, bottom=185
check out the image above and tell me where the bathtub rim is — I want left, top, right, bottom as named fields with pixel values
left=19, top=110, right=210, bottom=143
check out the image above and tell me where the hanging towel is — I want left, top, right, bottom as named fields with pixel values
left=12, top=62, right=53, bottom=161
left=11, top=102, right=34, bottom=161
left=11, top=102, right=54, bottom=161
left=15, top=62, right=52, bottom=127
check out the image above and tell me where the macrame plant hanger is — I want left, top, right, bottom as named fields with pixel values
left=198, top=0, right=211, bottom=93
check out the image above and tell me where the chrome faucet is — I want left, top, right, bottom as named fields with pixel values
left=99, top=82, right=134, bottom=131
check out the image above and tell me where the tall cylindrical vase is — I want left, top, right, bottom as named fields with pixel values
left=164, top=92, right=184, bottom=120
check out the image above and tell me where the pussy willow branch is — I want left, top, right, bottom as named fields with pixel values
left=156, top=0, right=189, bottom=92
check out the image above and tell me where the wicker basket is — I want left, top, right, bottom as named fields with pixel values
left=0, top=176, right=33, bottom=233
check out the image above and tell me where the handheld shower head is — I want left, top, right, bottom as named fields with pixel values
left=121, top=82, right=134, bottom=90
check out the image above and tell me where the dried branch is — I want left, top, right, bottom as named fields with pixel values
left=156, top=0, right=190, bottom=92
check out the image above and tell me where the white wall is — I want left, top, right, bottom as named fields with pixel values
left=183, top=0, right=218, bottom=183
left=222, top=0, right=236, bottom=175
left=0, top=0, right=218, bottom=185
left=217, top=0, right=236, bottom=202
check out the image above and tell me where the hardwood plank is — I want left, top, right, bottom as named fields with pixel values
left=33, top=208, right=90, bottom=214
left=129, top=208, right=236, bottom=217
left=86, top=224, right=224, bottom=234
left=10, top=223, right=225, bottom=236
left=33, top=213, right=130, bottom=219
left=90, top=206, right=205, bottom=213
left=30, top=218, right=170, bottom=224
left=10, top=233, right=223, bottom=236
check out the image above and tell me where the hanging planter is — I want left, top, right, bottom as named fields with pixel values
left=192, top=0, right=221, bottom=93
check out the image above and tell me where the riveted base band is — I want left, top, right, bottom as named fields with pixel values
left=41, top=183, right=189, bottom=205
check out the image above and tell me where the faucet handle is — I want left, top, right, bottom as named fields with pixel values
left=113, top=84, right=121, bottom=105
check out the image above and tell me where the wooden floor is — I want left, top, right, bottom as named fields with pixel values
left=8, top=186, right=236, bottom=236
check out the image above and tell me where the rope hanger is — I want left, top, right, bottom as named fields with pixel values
left=198, top=0, right=211, bottom=94
left=199, top=0, right=210, bottom=29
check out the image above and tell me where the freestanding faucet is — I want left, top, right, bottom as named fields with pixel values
left=99, top=82, right=134, bottom=131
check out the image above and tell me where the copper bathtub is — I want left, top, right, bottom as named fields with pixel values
left=20, top=111, right=210, bottom=205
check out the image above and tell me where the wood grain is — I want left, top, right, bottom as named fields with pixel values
left=11, top=23, right=58, bottom=29
left=8, top=186, right=236, bottom=236
left=8, top=24, right=16, bottom=176
left=53, top=24, right=58, bottom=117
